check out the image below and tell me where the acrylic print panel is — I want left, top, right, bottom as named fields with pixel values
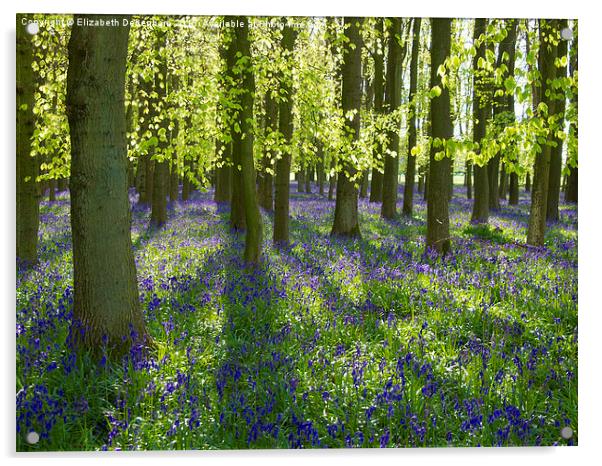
left=15, top=13, right=578, bottom=451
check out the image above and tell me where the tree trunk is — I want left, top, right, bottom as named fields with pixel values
left=527, top=19, right=559, bottom=246
left=525, top=173, right=531, bottom=192
left=369, top=18, right=385, bottom=204
left=565, top=168, right=577, bottom=203
left=48, top=178, right=57, bottom=202
left=328, top=160, right=336, bottom=201
left=297, top=168, right=305, bottom=193
left=16, top=15, right=40, bottom=267
left=273, top=21, right=297, bottom=245
left=331, top=17, right=362, bottom=237
left=317, top=141, right=325, bottom=196
left=546, top=19, right=568, bottom=222
left=381, top=17, right=404, bottom=219
left=305, top=165, right=312, bottom=193
left=259, top=90, right=277, bottom=211
left=499, top=162, right=508, bottom=200
left=426, top=18, right=452, bottom=255
left=465, top=160, right=472, bottom=199
left=150, top=30, right=169, bottom=228
left=233, top=17, right=263, bottom=264
left=403, top=18, right=421, bottom=216
left=508, top=172, right=519, bottom=205
left=66, top=14, right=147, bottom=354
left=470, top=18, right=490, bottom=224
left=215, top=36, right=234, bottom=203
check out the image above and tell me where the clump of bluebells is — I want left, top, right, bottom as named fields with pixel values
left=16, top=185, right=577, bottom=450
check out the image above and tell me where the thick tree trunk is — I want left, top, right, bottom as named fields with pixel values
left=470, top=19, right=490, bottom=224
left=273, top=22, right=297, bottom=245
left=66, top=14, right=147, bottom=354
left=546, top=19, right=568, bottom=222
left=403, top=18, right=421, bottom=216
left=426, top=18, right=452, bottom=255
left=331, top=17, right=362, bottom=237
left=233, top=17, right=263, bottom=264
left=16, top=15, right=40, bottom=267
left=527, top=19, right=559, bottom=246
left=381, top=17, right=404, bottom=219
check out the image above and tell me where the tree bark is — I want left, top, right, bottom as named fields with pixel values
left=234, top=17, right=263, bottom=263
left=150, top=29, right=169, bottom=228
left=66, top=14, right=147, bottom=354
left=426, top=18, right=452, bottom=255
left=402, top=18, right=421, bottom=216
left=527, top=19, right=559, bottom=246
left=273, top=22, right=297, bottom=245
left=470, top=19, right=490, bottom=224
left=215, top=35, right=234, bottom=204
left=331, top=17, right=362, bottom=238
left=546, top=19, right=568, bottom=221
left=381, top=17, right=404, bottom=219
left=17, top=15, right=40, bottom=267
left=369, top=18, right=385, bottom=203
left=259, top=90, right=277, bottom=210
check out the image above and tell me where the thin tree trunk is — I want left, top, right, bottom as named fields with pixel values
left=150, top=29, right=169, bottom=228
left=369, top=18, right=385, bottom=203
left=470, top=19, right=490, bottom=224
left=381, top=17, right=404, bottom=219
left=215, top=37, right=234, bottom=203
left=259, top=90, right=277, bottom=211
left=273, top=23, right=297, bottom=245
left=466, top=160, right=472, bottom=199
left=508, top=172, right=519, bottom=205
left=66, top=14, right=147, bottom=354
left=403, top=17, right=421, bottom=216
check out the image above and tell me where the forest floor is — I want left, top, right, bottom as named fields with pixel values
left=16, top=183, right=578, bottom=450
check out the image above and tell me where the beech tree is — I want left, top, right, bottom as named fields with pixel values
left=426, top=18, right=452, bottom=255
left=527, top=19, right=559, bottom=246
left=402, top=17, right=421, bottom=216
left=273, top=19, right=297, bottom=245
left=16, top=15, right=40, bottom=267
left=66, top=14, right=148, bottom=352
left=331, top=17, right=362, bottom=238
left=381, top=17, right=405, bottom=220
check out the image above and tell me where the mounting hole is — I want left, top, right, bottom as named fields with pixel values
left=25, top=22, right=39, bottom=35
left=25, top=431, right=39, bottom=444
left=560, top=426, right=573, bottom=439
left=561, top=27, right=573, bottom=41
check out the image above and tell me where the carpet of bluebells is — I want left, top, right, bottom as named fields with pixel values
left=16, top=182, right=578, bottom=450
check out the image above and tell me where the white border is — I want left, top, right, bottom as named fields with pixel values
left=2, top=1, right=599, bottom=465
